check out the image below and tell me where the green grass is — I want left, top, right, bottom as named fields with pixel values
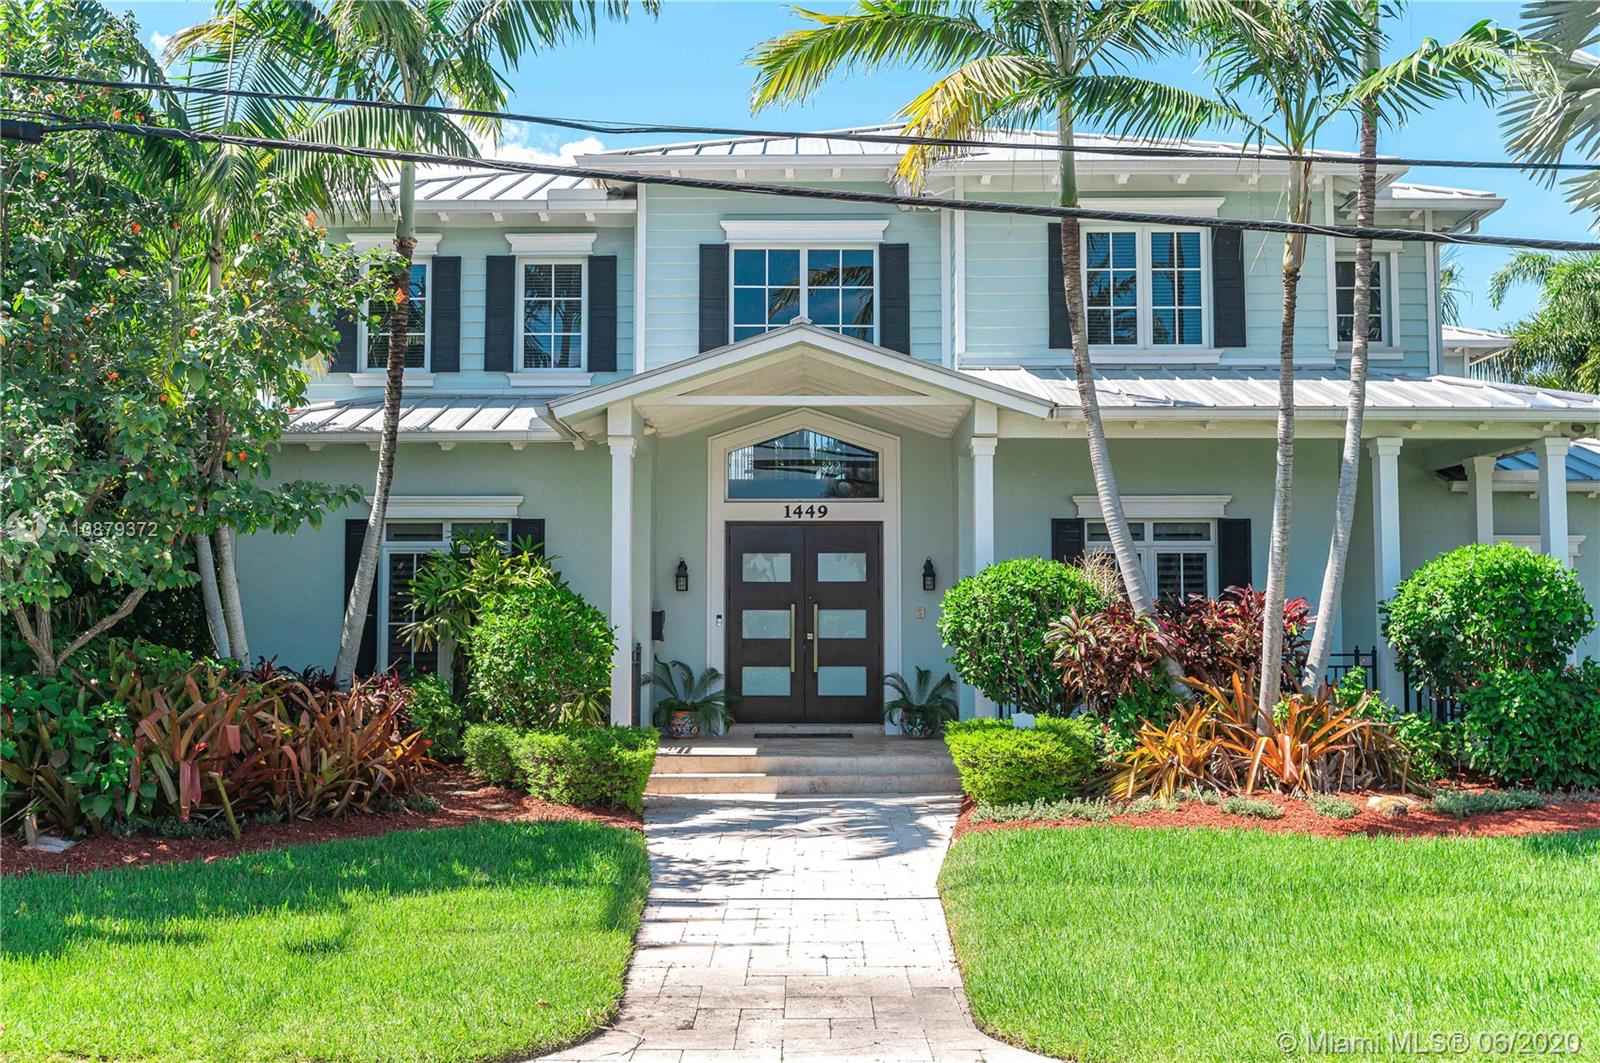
left=2, top=820, right=650, bottom=1063
left=941, top=826, right=1600, bottom=1063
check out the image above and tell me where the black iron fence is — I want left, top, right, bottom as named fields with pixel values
left=1324, top=647, right=1464, bottom=723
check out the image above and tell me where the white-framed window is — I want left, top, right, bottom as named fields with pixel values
left=518, top=259, right=586, bottom=370
left=731, top=247, right=877, bottom=343
left=363, top=261, right=430, bottom=370
left=1087, top=518, right=1217, bottom=599
left=1334, top=255, right=1391, bottom=346
left=1081, top=226, right=1210, bottom=350
left=380, top=519, right=511, bottom=673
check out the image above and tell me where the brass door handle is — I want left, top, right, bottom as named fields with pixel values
left=789, top=604, right=797, bottom=672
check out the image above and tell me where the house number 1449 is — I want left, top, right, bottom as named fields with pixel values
left=783, top=504, right=830, bottom=519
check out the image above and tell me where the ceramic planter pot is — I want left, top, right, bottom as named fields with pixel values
left=899, top=712, right=938, bottom=739
left=666, top=709, right=701, bottom=739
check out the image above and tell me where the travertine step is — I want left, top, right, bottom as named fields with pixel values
left=647, top=770, right=961, bottom=795
left=648, top=735, right=961, bottom=796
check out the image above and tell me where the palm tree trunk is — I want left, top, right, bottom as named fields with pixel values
left=215, top=526, right=250, bottom=661
left=1304, top=9, right=1381, bottom=692
left=1257, top=161, right=1312, bottom=721
left=335, top=160, right=417, bottom=687
left=202, top=230, right=249, bottom=660
left=1057, top=109, right=1154, bottom=617
left=194, top=532, right=231, bottom=658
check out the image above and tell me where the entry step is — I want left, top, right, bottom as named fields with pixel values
left=648, top=734, right=961, bottom=797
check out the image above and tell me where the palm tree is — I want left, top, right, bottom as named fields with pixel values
left=1503, top=0, right=1599, bottom=218
left=750, top=0, right=1243, bottom=620
left=1438, top=250, right=1467, bottom=326
left=171, top=0, right=651, bottom=686
left=1299, top=13, right=1537, bottom=693
left=1487, top=251, right=1600, bottom=393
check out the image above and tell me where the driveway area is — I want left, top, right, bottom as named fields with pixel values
left=537, top=794, right=1050, bottom=1063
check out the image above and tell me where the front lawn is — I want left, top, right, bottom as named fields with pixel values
left=941, top=826, right=1600, bottom=1063
left=2, top=820, right=649, bottom=1063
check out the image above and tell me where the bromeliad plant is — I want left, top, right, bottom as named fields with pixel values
left=648, top=659, right=733, bottom=739
left=883, top=669, right=958, bottom=738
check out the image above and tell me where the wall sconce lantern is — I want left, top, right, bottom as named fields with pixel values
left=922, top=557, right=937, bottom=592
left=675, top=557, right=690, bottom=593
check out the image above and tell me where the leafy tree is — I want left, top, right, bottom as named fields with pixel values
left=172, top=0, right=656, bottom=687
left=1487, top=251, right=1600, bottom=393
left=750, top=0, right=1242, bottom=623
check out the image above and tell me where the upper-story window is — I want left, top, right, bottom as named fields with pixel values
left=1335, top=258, right=1387, bottom=345
left=365, top=262, right=429, bottom=370
left=520, top=260, right=585, bottom=370
left=732, top=248, right=876, bottom=344
left=1082, top=226, right=1209, bottom=350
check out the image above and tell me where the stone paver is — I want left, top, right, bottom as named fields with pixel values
left=537, top=794, right=1050, bottom=1063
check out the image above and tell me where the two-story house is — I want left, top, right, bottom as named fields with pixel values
left=240, top=126, right=1600, bottom=726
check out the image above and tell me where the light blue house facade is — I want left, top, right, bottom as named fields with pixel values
left=239, top=128, right=1600, bottom=725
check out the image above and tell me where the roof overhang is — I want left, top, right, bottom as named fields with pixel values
left=283, top=396, right=564, bottom=446
left=548, top=325, right=1053, bottom=441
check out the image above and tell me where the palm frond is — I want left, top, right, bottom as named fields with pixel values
left=1064, top=74, right=1258, bottom=142
left=893, top=51, right=1052, bottom=186
left=1350, top=20, right=1542, bottom=124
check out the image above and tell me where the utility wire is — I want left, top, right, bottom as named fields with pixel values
left=22, top=116, right=1600, bottom=253
left=5, top=68, right=1596, bottom=174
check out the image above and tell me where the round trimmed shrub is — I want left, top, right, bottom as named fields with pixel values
left=465, top=583, right=614, bottom=728
left=938, top=557, right=1110, bottom=715
left=943, top=716, right=1100, bottom=805
left=1383, top=542, right=1593, bottom=689
left=1458, top=662, right=1600, bottom=789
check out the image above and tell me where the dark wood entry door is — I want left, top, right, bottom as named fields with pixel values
left=726, top=522, right=883, bottom=724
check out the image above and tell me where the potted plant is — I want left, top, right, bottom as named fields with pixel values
left=647, top=658, right=733, bottom=739
left=883, top=668, right=958, bottom=738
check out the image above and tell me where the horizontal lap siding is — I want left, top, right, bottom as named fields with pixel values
left=642, top=185, right=942, bottom=369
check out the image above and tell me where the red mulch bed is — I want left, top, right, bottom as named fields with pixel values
left=953, top=792, right=1600, bottom=841
left=1, top=768, right=642, bottom=878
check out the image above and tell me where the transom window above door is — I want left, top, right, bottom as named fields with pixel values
left=1086, top=518, right=1216, bottom=599
left=365, top=262, right=429, bottom=369
left=727, top=429, right=881, bottom=500
left=732, top=248, right=876, bottom=343
left=1082, top=227, right=1208, bottom=349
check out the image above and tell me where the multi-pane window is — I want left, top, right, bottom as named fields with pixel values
left=1084, top=231, right=1139, bottom=346
left=1150, top=231, right=1204, bottom=345
left=1087, top=519, right=1216, bottom=600
left=381, top=519, right=511, bottom=674
left=522, top=262, right=584, bottom=369
left=366, top=263, right=428, bottom=369
left=1335, top=259, right=1385, bottom=344
left=727, top=429, right=880, bottom=500
left=732, top=248, right=875, bottom=343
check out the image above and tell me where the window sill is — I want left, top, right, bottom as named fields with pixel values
left=1088, top=348, right=1223, bottom=364
left=506, top=371, right=593, bottom=388
left=1335, top=347, right=1406, bottom=361
left=348, top=371, right=435, bottom=388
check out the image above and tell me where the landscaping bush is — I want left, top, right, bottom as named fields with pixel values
left=1307, top=793, right=1359, bottom=819
left=939, top=558, right=1110, bottom=715
left=1384, top=542, right=1593, bottom=690
left=943, top=716, right=1099, bottom=805
left=1162, top=587, right=1312, bottom=688
left=1334, top=667, right=1461, bottom=784
left=465, top=583, right=614, bottom=728
left=408, top=674, right=467, bottom=760
left=1049, top=602, right=1176, bottom=711
left=1221, top=795, right=1284, bottom=819
left=1457, top=662, right=1600, bottom=789
left=462, top=723, right=521, bottom=786
left=513, top=728, right=659, bottom=814
left=1431, top=788, right=1548, bottom=818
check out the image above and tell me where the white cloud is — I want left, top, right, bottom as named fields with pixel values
left=417, top=128, right=605, bottom=181
left=148, top=30, right=171, bottom=57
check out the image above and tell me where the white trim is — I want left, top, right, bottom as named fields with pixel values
left=1448, top=474, right=1599, bottom=494
left=365, top=495, right=523, bottom=519
left=349, top=370, right=435, bottom=388
left=514, top=256, right=588, bottom=372
left=1077, top=222, right=1213, bottom=357
left=506, top=371, right=594, bottom=389
left=1497, top=533, right=1584, bottom=563
left=505, top=232, right=597, bottom=256
left=953, top=176, right=968, bottom=363
left=1073, top=494, right=1231, bottom=519
left=633, top=185, right=646, bottom=374
left=1332, top=250, right=1400, bottom=351
left=1324, top=184, right=1338, bottom=352
left=706, top=410, right=901, bottom=731
left=347, top=232, right=441, bottom=255
left=356, top=257, right=433, bottom=373
left=1425, top=210, right=1440, bottom=375
left=720, top=219, right=890, bottom=244
left=729, top=246, right=879, bottom=346
left=1082, top=196, right=1225, bottom=217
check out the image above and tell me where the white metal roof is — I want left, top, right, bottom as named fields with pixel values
left=1443, top=324, right=1513, bottom=352
left=285, top=396, right=562, bottom=443
left=961, top=367, right=1600, bottom=420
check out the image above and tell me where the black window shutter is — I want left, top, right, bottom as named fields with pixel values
left=1051, top=518, right=1086, bottom=564
left=484, top=254, right=516, bottom=372
left=1211, top=228, right=1247, bottom=348
left=332, top=312, right=357, bottom=372
left=343, top=519, right=378, bottom=676
left=587, top=255, right=618, bottom=372
left=1046, top=223, right=1071, bottom=349
left=430, top=256, right=461, bottom=372
left=879, top=243, right=911, bottom=354
left=698, top=244, right=730, bottom=352
left=1217, top=517, right=1252, bottom=591
left=511, top=518, right=545, bottom=558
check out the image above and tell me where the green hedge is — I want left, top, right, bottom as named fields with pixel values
left=1459, top=663, right=1600, bottom=790
left=463, top=724, right=659, bottom=813
left=943, top=716, right=1100, bottom=805
left=407, top=674, right=466, bottom=761
left=465, top=584, right=614, bottom=729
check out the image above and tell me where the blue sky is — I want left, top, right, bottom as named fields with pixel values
left=130, top=0, right=1582, bottom=325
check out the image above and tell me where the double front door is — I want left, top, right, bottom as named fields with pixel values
left=726, top=522, right=882, bottom=724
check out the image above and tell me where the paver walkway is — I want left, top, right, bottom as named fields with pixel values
left=538, top=794, right=1051, bottom=1063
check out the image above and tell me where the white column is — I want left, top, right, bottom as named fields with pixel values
left=1538, top=436, right=1570, bottom=559
left=1369, top=437, right=1404, bottom=699
left=1467, top=454, right=1497, bottom=545
left=608, top=403, right=639, bottom=727
left=969, top=430, right=998, bottom=717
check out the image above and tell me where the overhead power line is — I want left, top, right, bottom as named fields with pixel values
left=4, top=68, right=1596, bottom=175
left=20, top=116, right=1600, bottom=253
